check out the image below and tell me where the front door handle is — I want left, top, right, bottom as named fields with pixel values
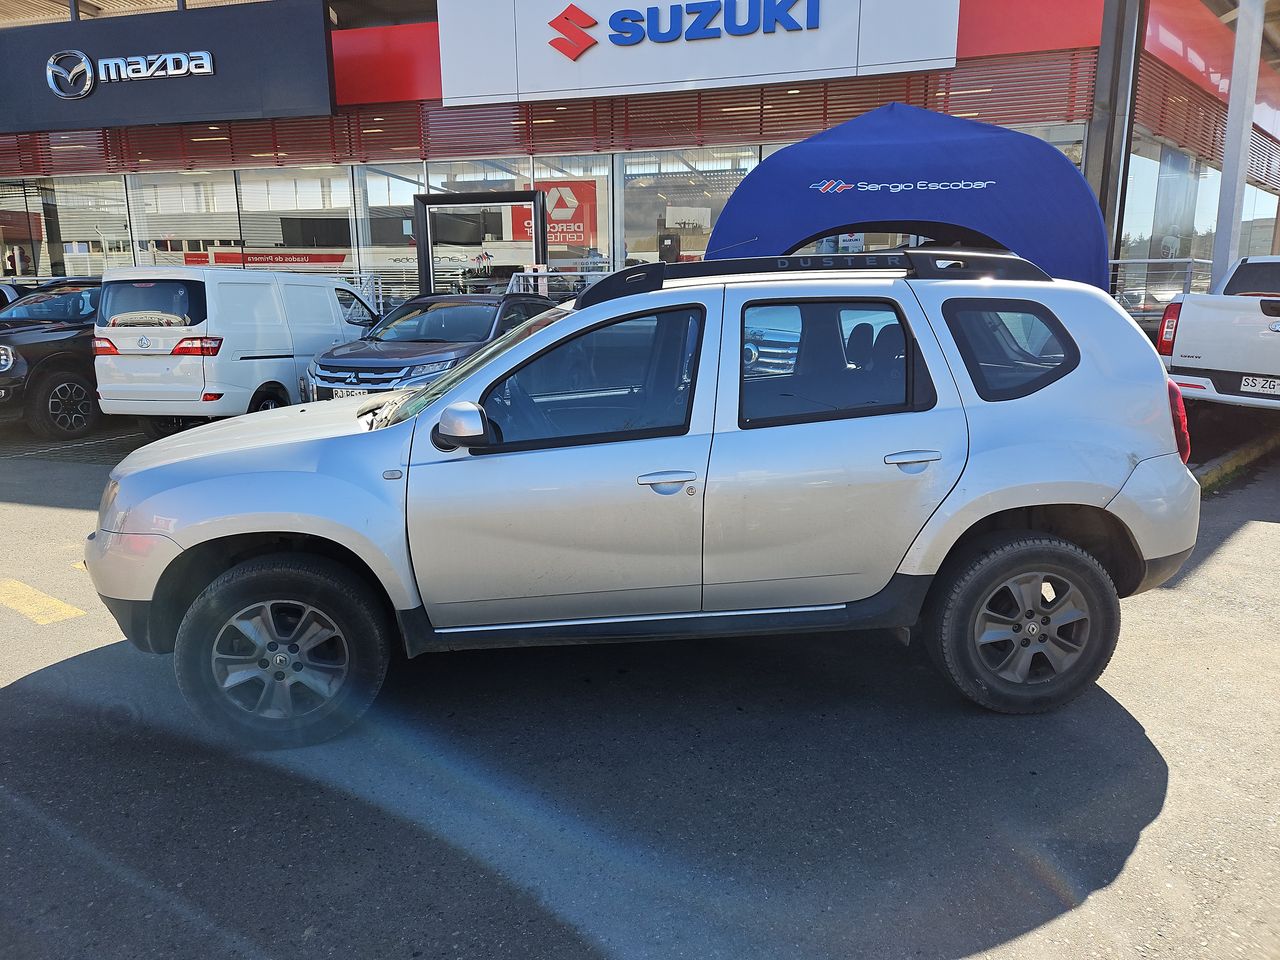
left=884, top=450, right=943, bottom=466
left=638, top=471, right=698, bottom=495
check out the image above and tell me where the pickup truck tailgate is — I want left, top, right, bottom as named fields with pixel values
left=1170, top=294, right=1280, bottom=376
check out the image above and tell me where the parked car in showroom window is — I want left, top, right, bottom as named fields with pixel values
left=0, top=278, right=103, bottom=439
left=304, top=293, right=556, bottom=401
left=85, top=251, right=1199, bottom=748
left=93, top=267, right=378, bottom=439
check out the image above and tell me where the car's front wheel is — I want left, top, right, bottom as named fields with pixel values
left=174, top=555, right=392, bottom=748
left=25, top=369, right=100, bottom=440
left=925, top=534, right=1121, bottom=714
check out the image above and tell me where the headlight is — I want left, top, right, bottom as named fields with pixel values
left=0, top=345, right=15, bottom=373
left=408, top=360, right=453, bottom=378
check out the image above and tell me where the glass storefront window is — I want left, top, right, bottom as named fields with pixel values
left=236, top=166, right=357, bottom=276
left=427, top=158, right=533, bottom=293
left=26, top=176, right=131, bottom=277
left=127, top=170, right=242, bottom=269
left=623, top=146, right=760, bottom=264
left=0, top=181, right=37, bottom=277
left=533, top=154, right=612, bottom=275
left=355, top=162, right=427, bottom=308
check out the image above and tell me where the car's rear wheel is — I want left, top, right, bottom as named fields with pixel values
left=248, top=386, right=288, bottom=414
left=25, top=370, right=99, bottom=440
left=174, top=555, right=392, bottom=748
left=925, top=534, right=1120, bottom=714
left=139, top=416, right=200, bottom=441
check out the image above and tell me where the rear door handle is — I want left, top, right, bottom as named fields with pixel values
left=638, top=471, right=698, bottom=495
left=884, top=450, right=943, bottom=466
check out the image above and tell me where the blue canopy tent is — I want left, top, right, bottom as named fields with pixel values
left=706, top=103, right=1108, bottom=289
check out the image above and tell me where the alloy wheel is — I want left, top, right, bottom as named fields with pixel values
left=47, top=380, right=92, bottom=433
left=210, top=601, right=350, bottom=720
left=972, top=571, right=1092, bottom=685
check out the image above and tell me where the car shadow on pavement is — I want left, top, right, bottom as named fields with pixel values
left=1, top=629, right=1168, bottom=960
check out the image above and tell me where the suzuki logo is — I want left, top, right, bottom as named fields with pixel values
left=46, top=50, right=95, bottom=100
left=546, top=185, right=581, bottom=222
left=811, top=180, right=856, bottom=194
left=550, top=4, right=599, bottom=61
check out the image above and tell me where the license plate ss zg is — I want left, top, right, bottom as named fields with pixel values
left=1241, top=376, right=1280, bottom=396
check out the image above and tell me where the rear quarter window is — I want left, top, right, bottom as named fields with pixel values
left=941, top=298, right=1079, bottom=402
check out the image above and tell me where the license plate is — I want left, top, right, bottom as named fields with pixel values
left=1241, top=376, right=1280, bottom=396
left=331, top=388, right=369, bottom=399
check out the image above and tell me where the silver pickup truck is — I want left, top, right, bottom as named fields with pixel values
left=1161, top=256, right=1280, bottom=408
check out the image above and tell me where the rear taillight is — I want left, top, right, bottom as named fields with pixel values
left=171, top=337, right=222, bottom=356
left=1168, top=379, right=1192, bottom=464
left=92, top=338, right=118, bottom=356
left=1157, top=302, right=1181, bottom=357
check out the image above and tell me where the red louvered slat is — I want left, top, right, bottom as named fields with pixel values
left=0, top=50, right=1098, bottom=179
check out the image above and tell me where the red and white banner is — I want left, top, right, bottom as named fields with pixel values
left=512, top=180, right=600, bottom=249
left=184, top=251, right=350, bottom=267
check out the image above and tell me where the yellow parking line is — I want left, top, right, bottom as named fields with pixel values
left=71, top=561, right=86, bottom=571
left=0, top=579, right=86, bottom=625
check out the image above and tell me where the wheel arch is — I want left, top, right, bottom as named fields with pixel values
left=929, top=504, right=1145, bottom=600
left=249, top=381, right=291, bottom=409
left=29, top=350, right=94, bottom=382
left=147, top=532, right=402, bottom=655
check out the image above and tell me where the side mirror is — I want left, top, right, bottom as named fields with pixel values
left=433, top=401, right=491, bottom=451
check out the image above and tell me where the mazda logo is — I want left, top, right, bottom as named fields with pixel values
left=47, top=50, right=95, bottom=100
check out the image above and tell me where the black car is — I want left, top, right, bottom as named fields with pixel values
left=0, top=278, right=102, bottom=439
left=305, top=293, right=557, bottom=400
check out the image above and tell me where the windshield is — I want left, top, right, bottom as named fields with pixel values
left=99, top=280, right=208, bottom=327
left=1223, top=262, right=1280, bottom=296
left=384, top=306, right=575, bottom=426
left=369, top=300, right=499, bottom=343
left=0, top=285, right=99, bottom=322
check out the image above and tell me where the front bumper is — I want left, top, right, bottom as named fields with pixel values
left=0, top=375, right=24, bottom=421
left=99, top=595, right=159, bottom=653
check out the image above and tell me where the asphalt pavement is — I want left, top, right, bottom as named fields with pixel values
left=0, top=419, right=1275, bottom=960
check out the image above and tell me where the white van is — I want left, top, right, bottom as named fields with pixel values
left=94, top=267, right=377, bottom=436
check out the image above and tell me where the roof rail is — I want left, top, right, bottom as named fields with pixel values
left=575, top=249, right=1051, bottom=309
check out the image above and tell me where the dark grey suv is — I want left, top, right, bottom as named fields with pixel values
left=304, top=293, right=555, bottom=401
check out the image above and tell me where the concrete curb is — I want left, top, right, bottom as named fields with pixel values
left=1193, top=430, right=1280, bottom=492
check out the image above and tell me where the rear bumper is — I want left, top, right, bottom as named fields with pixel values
left=1105, top=453, right=1200, bottom=594
left=99, top=386, right=253, bottom=418
left=1169, top=370, right=1280, bottom=411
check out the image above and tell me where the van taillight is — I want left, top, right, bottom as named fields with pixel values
left=92, top=338, right=118, bottom=356
left=171, top=337, right=222, bottom=356
left=1157, top=302, right=1181, bottom=357
left=1168, top=379, right=1192, bottom=464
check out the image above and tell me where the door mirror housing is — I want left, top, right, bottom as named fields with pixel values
left=433, top=401, right=491, bottom=451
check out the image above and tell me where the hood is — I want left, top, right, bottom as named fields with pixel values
left=114, top=393, right=408, bottom=478
left=318, top=338, right=482, bottom=368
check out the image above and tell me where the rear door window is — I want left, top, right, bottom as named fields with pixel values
left=941, top=298, right=1079, bottom=401
left=100, top=280, right=207, bottom=327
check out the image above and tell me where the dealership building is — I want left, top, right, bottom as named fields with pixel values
left=0, top=0, right=1278, bottom=304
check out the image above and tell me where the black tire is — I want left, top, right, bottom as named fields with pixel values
left=247, top=386, right=288, bottom=414
left=174, top=555, right=393, bottom=749
left=24, top=369, right=99, bottom=440
left=924, top=534, right=1121, bottom=714
left=139, top=416, right=198, bottom=441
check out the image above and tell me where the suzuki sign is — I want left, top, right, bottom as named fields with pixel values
left=439, top=0, right=959, bottom=106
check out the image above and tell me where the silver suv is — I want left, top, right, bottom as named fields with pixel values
left=86, top=252, right=1200, bottom=748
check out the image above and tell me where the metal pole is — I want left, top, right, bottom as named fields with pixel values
left=1212, top=0, right=1265, bottom=286
left=176, top=0, right=186, bottom=9
left=1083, top=0, right=1148, bottom=263
left=68, top=0, right=80, bottom=21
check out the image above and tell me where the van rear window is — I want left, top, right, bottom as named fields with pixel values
left=100, top=280, right=207, bottom=327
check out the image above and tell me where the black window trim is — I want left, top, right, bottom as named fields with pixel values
left=334, top=287, right=378, bottom=324
left=940, top=297, right=1081, bottom=402
left=472, top=302, right=709, bottom=456
left=736, top=295, right=937, bottom=431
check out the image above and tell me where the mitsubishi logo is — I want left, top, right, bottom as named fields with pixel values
left=346, top=372, right=360, bottom=385
left=47, top=50, right=95, bottom=100
left=546, top=185, right=581, bottom=222
left=549, top=4, right=598, bottom=61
